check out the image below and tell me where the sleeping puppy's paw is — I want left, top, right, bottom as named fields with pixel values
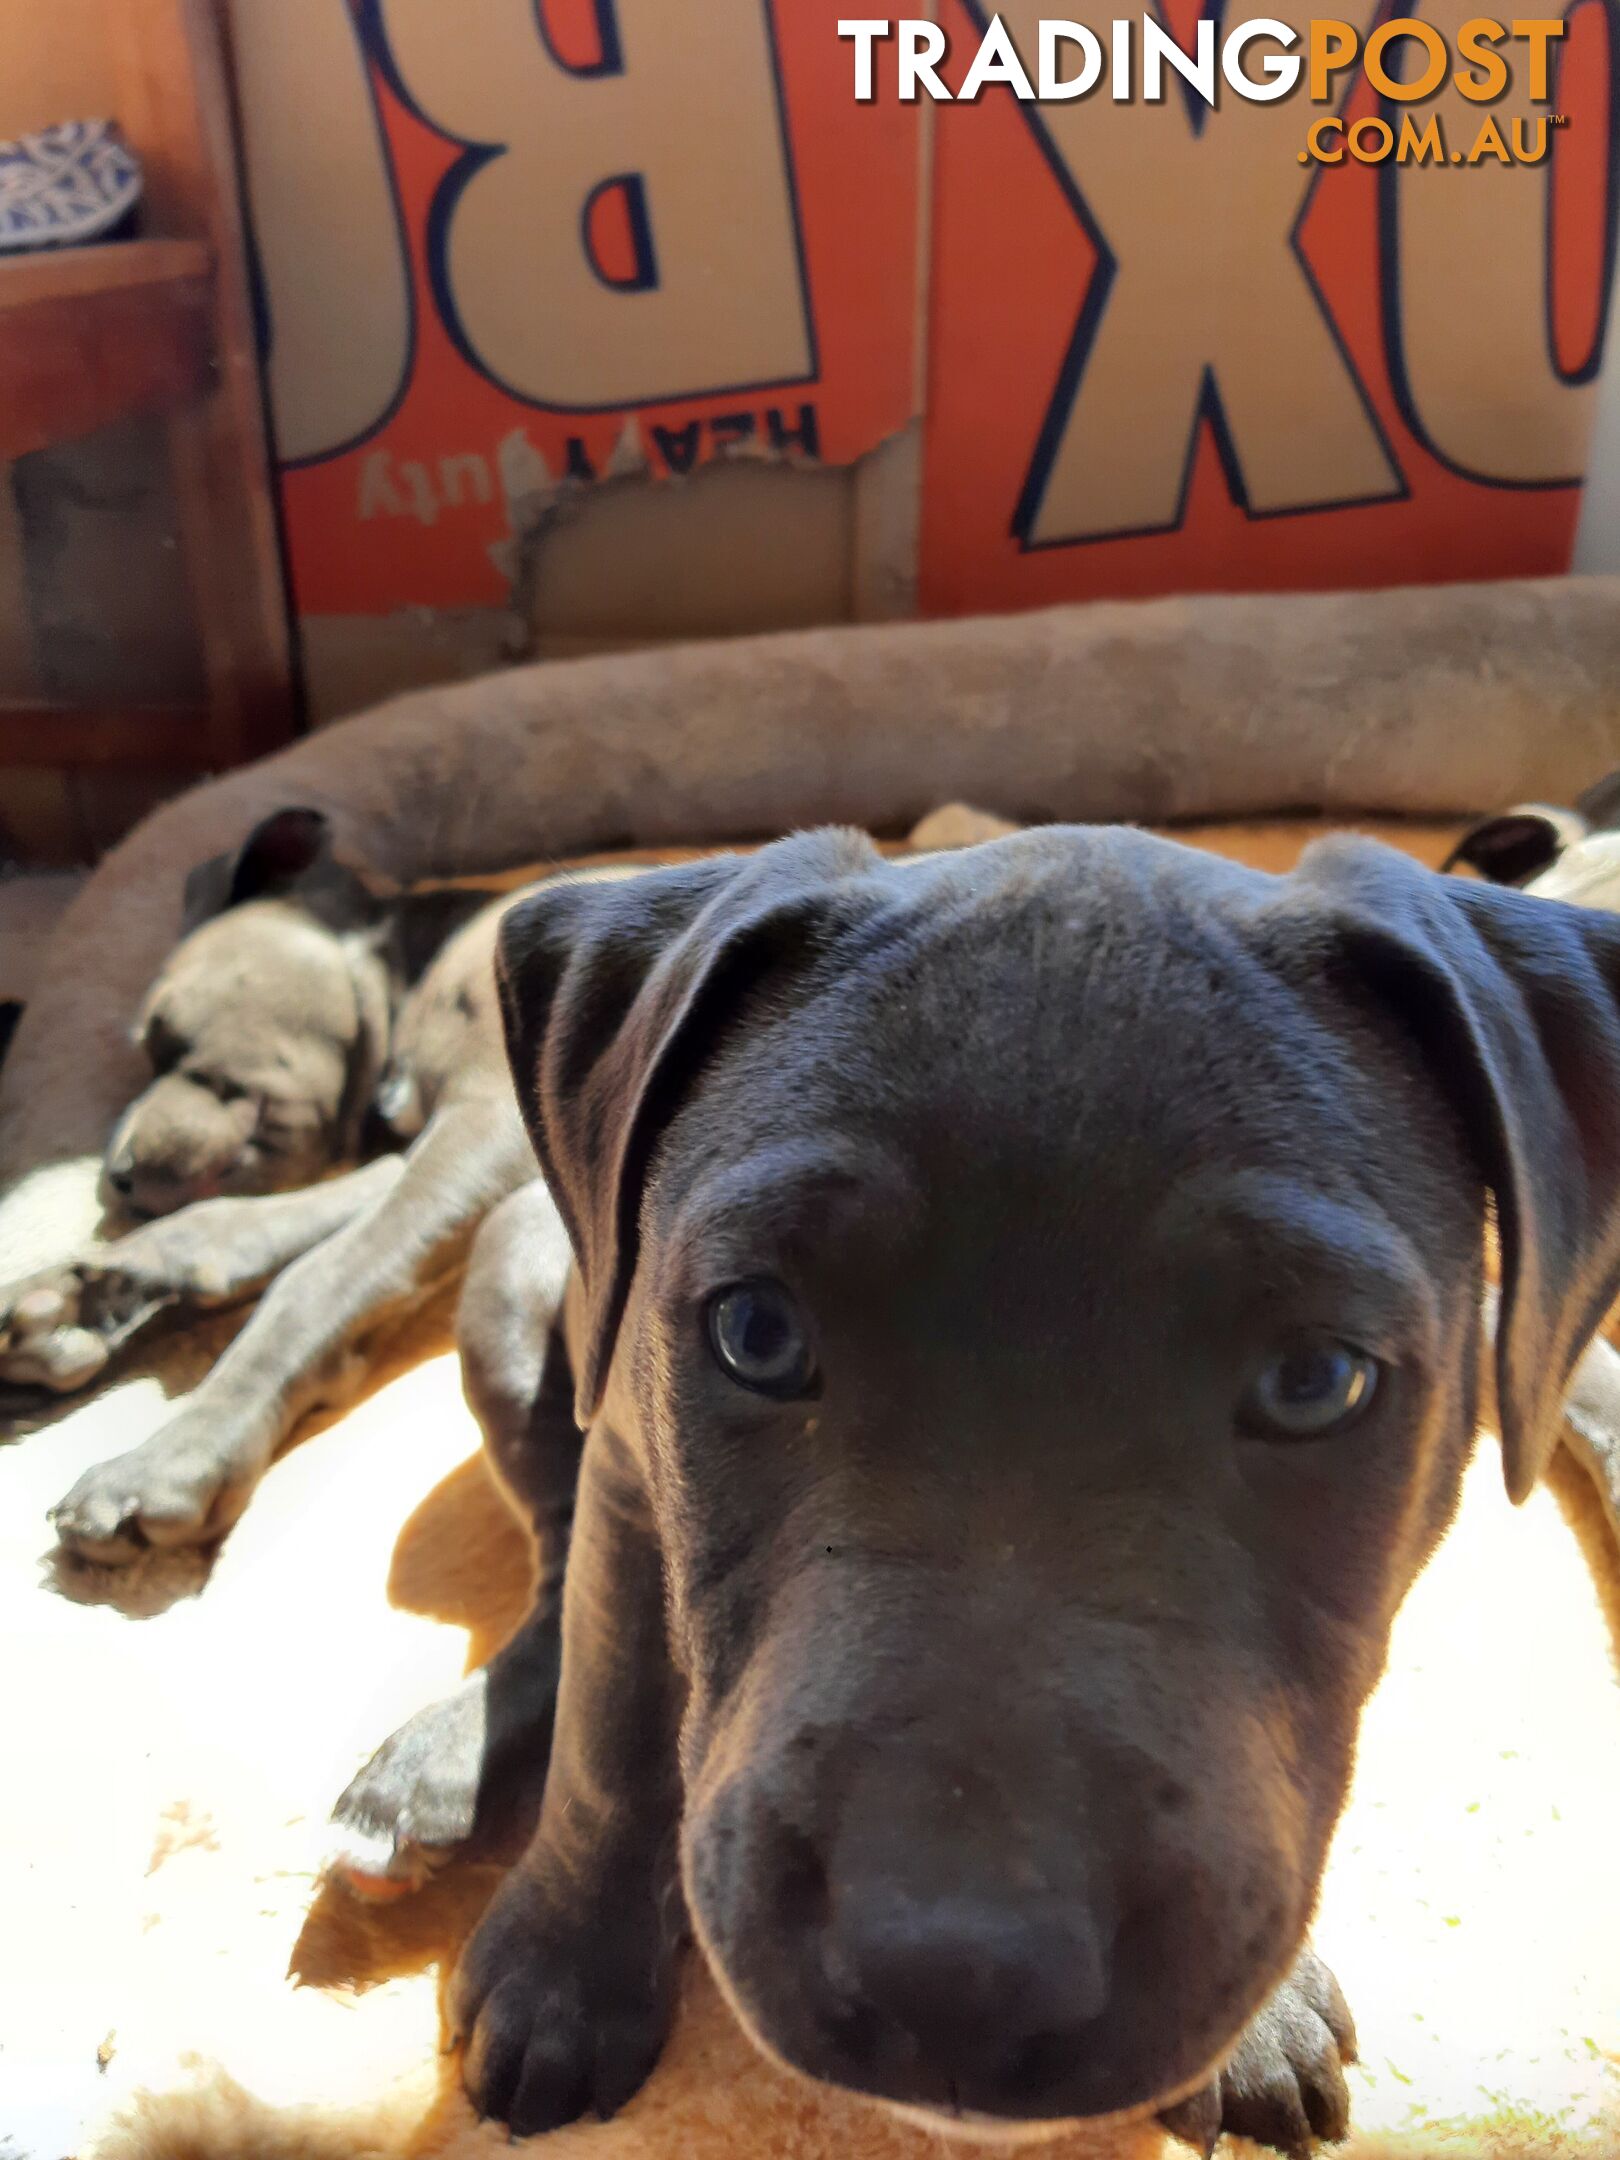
left=448, top=1867, right=674, bottom=2134
left=328, top=1684, right=487, bottom=1897
left=51, top=1412, right=258, bottom=1563
left=1159, top=1947, right=1356, bottom=2158
left=0, top=1258, right=150, bottom=1395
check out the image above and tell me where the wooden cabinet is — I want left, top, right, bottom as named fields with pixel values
left=0, top=0, right=295, bottom=850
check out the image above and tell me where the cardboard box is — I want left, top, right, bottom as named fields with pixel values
left=226, top=1, right=1617, bottom=717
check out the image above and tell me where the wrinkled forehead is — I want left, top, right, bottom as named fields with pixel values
left=650, top=837, right=1460, bottom=1278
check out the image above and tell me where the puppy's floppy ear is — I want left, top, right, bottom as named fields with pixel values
left=1301, top=838, right=1620, bottom=1503
left=182, top=806, right=334, bottom=929
left=1441, top=805, right=1586, bottom=887
left=497, top=829, right=882, bottom=1422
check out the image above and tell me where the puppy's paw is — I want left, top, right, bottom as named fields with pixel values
left=448, top=1870, right=672, bottom=2135
left=1159, top=1948, right=1356, bottom=2158
left=0, top=1259, right=143, bottom=1394
left=51, top=1418, right=256, bottom=1564
left=328, top=1685, right=486, bottom=1896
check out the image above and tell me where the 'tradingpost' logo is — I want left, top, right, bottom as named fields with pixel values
left=837, top=16, right=1569, bottom=166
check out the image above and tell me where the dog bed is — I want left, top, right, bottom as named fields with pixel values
left=5, top=818, right=1620, bottom=2160
left=9, top=578, right=1620, bottom=1207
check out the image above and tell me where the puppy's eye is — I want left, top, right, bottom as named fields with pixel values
left=1243, top=1337, right=1380, bottom=1440
left=707, top=1280, right=816, bottom=1398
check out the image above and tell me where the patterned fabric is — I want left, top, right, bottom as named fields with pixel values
left=0, top=119, right=143, bottom=254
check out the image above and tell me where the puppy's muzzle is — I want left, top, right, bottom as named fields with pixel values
left=695, top=1783, right=1176, bottom=2125
left=690, top=1710, right=1283, bottom=2128
left=819, top=1881, right=1114, bottom=2117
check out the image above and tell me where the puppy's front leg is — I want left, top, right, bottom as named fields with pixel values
left=449, top=1422, right=684, bottom=2135
left=330, top=1185, right=581, bottom=1892
left=0, top=1156, right=405, bottom=1400
left=51, top=1095, right=529, bottom=1562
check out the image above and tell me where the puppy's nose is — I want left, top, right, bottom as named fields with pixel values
left=831, top=1887, right=1112, bottom=2107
